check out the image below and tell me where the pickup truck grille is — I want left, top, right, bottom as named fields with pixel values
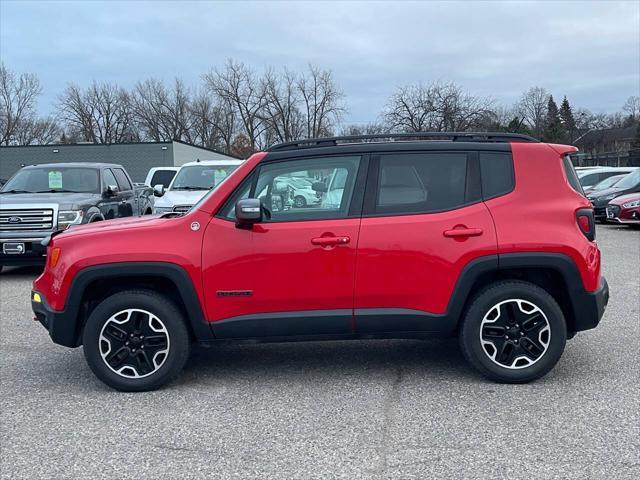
left=0, top=208, right=55, bottom=231
left=172, top=205, right=192, bottom=214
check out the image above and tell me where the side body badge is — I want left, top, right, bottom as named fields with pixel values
left=190, top=221, right=200, bottom=231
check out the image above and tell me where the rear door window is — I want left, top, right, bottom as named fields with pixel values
left=562, top=156, right=584, bottom=194
left=372, top=153, right=469, bottom=215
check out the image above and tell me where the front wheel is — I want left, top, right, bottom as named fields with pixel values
left=293, top=195, right=307, bottom=208
left=459, top=280, right=566, bottom=383
left=82, top=290, right=190, bottom=391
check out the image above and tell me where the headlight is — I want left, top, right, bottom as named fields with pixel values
left=622, top=199, right=640, bottom=208
left=153, top=206, right=174, bottom=214
left=57, top=210, right=83, bottom=229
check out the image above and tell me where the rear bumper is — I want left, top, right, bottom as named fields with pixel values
left=31, top=291, right=79, bottom=347
left=572, top=276, right=609, bottom=333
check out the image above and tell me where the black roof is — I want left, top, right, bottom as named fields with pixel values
left=267, top=132, right=538, bottom=152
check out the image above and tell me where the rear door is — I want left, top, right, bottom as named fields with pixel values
left=112, top=168, right=136, bottom=217
left=354, top=150, right=498, bottom=335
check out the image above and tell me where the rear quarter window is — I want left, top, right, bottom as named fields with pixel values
left=480, top=152, right=514, bottom=199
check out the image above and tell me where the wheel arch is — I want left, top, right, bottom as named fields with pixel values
left=451, top=253, right=591, bottom=336
left=65, top=262, right=212, bottom=347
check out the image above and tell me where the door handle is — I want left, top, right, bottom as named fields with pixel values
left=443, top=227, right=483, bottom=238
left=311, top=236, right=350, bottom=246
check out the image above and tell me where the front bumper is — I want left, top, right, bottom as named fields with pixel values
left=572, top=276, right=609, bottom=333
left=0, top=238, right=47, bottom=266
left=31, top=291, right=80, bottom=347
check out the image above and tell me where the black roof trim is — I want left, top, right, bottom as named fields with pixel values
left=267, top=132, right=539, bottom=152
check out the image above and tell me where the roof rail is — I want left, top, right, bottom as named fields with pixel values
left=267, top=132, right=539, bottom=151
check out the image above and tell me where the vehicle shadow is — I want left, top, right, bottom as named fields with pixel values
left=0, top=265, right=44, bottom=280
left=179, top=337, right=478, bottom=388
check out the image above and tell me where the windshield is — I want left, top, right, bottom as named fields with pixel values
left=0, top=167, right=100, bottom=193
left=614, top=169, right=640, bottom=189
left=171, top=165, right=238, bottom=190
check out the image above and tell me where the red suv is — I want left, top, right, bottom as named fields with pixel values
left=31, top=133, right=609, bottom=391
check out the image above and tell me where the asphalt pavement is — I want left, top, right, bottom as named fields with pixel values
left=0, top=224, right=638, bottom=479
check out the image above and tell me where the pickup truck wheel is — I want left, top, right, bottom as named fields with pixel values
left=459, top=280, right=566, bottom=383
left=82, top=290, right=190, bottom=391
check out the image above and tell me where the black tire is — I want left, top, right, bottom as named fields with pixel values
left=293, top=195, right=307, bottom=208
left=459, top=280, right=566, bottom=383
left=82, top=290, right=190, bottom=392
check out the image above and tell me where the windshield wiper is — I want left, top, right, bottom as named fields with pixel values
left=160, top=212, right=184, bottom=218
left=32, top=189, right=84, bottom=193
left=172, top=186, right=209, bottom=191
left=0, top=189, right=32, bottom=194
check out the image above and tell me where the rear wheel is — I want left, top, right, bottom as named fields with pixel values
left=82, top=290, right=190, bottom=391
left=459, top=280, right=566, bottom=383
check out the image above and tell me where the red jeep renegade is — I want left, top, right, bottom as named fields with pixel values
left=32, top=133, right=609, bottom=391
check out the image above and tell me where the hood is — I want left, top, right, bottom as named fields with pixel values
left=608, top=192, right=640, bottom=206
left=587, top=186, right=630, bottom=205
left=0, top=191, right=101, bottom=208
left=59, top=214, right=166, bottom=238
left=154, top=190, right=207, bottom=208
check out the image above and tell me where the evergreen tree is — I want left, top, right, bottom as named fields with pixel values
left=543, top=95, right=565, bottom=143
left=559, top=96, right=576, bottom=143
left=505, top=116, right=532, bottom=135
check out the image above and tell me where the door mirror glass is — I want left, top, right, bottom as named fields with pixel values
left=153, top=184, right=165, bottom=196
left=235, top=198, right=262, bottom=226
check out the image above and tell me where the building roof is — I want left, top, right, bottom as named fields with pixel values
left=575, top=125, right=636, bottom=147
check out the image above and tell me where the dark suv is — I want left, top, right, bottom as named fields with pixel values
left=32, top=133, right=609, bottom=391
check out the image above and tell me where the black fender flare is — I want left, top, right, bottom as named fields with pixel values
left=55, top=262, right=212, bottom=347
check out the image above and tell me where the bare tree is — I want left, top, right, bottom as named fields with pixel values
left=382, top=82, right=493, bottom=133
left=189, top=91, right=237, bottom=152
left=515, top=87, right=550, bottom=138
left=0, top=63, right=43, bottom=145
left=262, top=68, right=304, bottom=143
left=204, top=59, right=268, bottom=151
left=58, top=81, right=135, bottom=143
left=339, top=122, right=389, bottom=136
left=13, top=116, right=60, bottom=145
left=622, top=95, right=640, bottom=121
left=131, top=78, right=193, bottom=142
left=297, top=65, right=345, bottom=138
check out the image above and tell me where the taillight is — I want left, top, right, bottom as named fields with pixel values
left=576, top=208, right=595, bottom=241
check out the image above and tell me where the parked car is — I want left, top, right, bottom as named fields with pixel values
left=577, top=166, right=637, bottom=189
left=0, top=163, right=153, bottom=271
left=152, top=159, right=243, bottom=214
left=274, top=176, right=320, bottom=208
left=587, top=169, right=640, bottom=221
left=144, top=167, right=180, bottom=189
left=583, top=174, right=627, bottom=196
left=31, top=132, right=608, bottom=391
left=606, top=192, right=640, bottom=227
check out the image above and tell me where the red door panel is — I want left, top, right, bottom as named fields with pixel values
left=354, top=202, right=497, bottom=317
left=202, top=217, right=360, bottom=324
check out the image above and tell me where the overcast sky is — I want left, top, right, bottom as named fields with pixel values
left=1, top=0, right=638, bottom=124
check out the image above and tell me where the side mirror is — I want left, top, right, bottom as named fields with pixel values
left=104, top=184, right=119, bottom=197
left=312, top=181, right=327, bottom=193
left=153, top=184, right=165, bottom=197
left=235, top=198, right=262, bottom=226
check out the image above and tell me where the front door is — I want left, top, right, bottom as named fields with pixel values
left=202, top=154, right=366, bottom=339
